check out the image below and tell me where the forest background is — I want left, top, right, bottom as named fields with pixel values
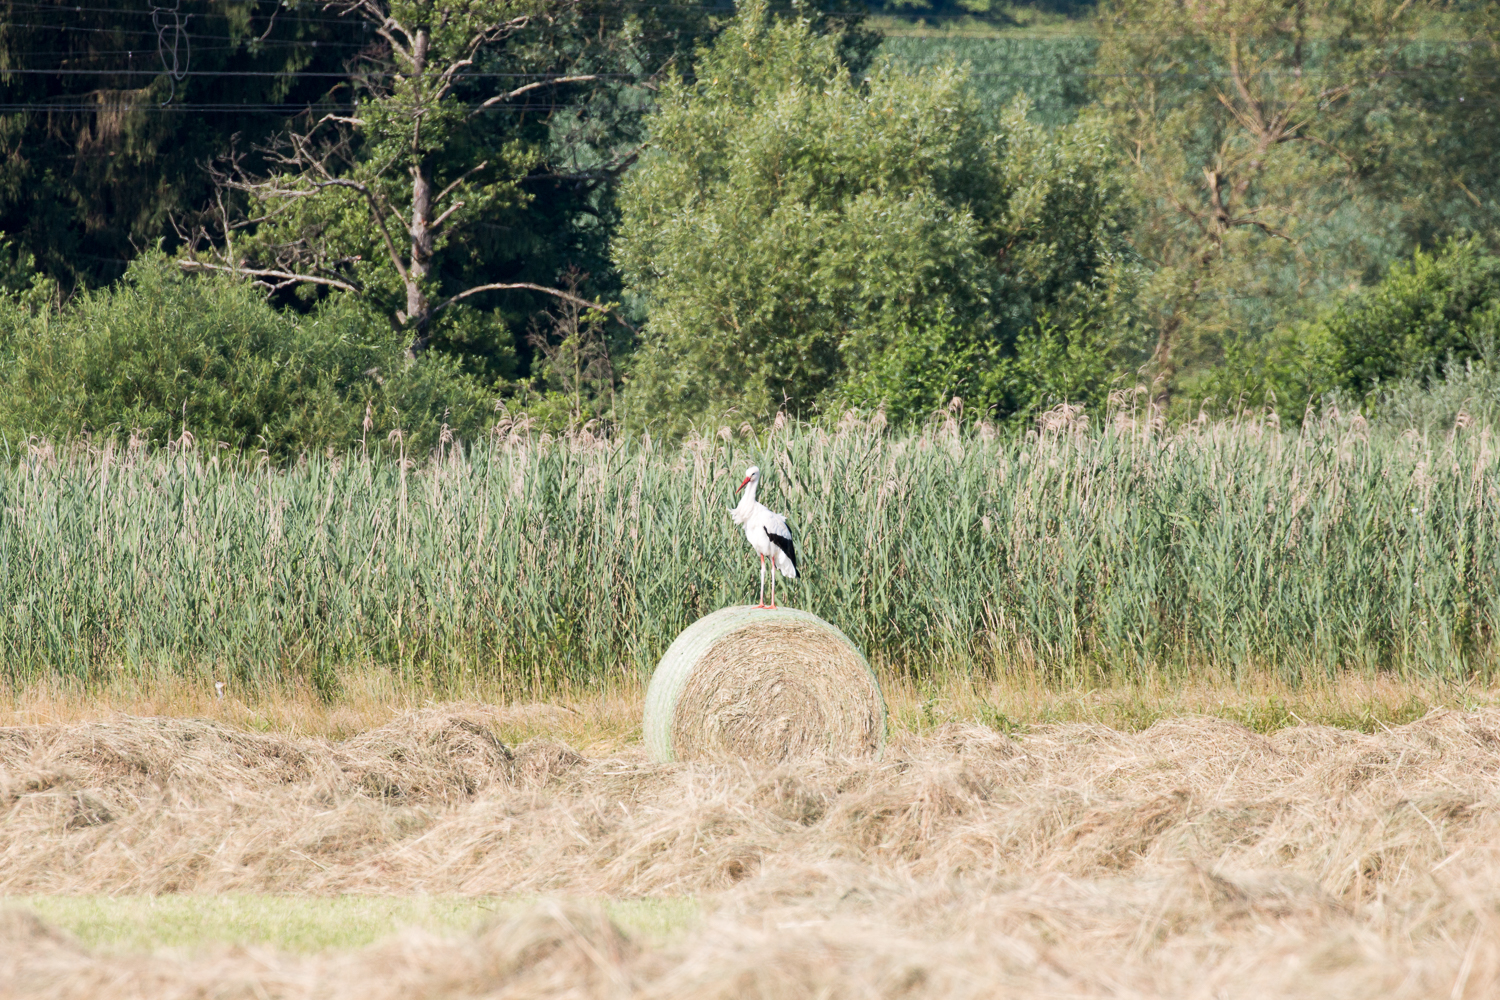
left=0, top=0, right=1498, bottom=454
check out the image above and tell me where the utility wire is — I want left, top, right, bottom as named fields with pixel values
left=2, top=65, right=1495, bottom=83
left=151, top=0, right=190, bottom=103
left=0, top=93, right=1489, bottom=113
left=1, top=17, right=1490, bottom=47
left=0, top=67, right=640, bottom=77
left=0, top=101, right=629, bottom=111
left=4, top=3, right=1491, bottom=33
left=16, top=0, right=1487, bottom=24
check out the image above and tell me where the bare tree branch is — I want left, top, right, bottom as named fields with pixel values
left=434, top=160, right=488, bottom=204
left=1224, top=33, right=1269, bottom=137
left=526, top=147, right=641, bottom=185
left=191, top=0, right=690, bottom=348
left=434, top=16, right=533, bottom=99
left=1234, top=217, right=1296, bottom=242
left=272, top=173, right=412, bottom=284
left=365, top=9, right=415, bottom=68
left=436, top=282, right=637, bottom=333
left=471, top=75, right=607, bottom=114
left=255, top=4, right=280, bottom=44
left=430, top=200, right=466, bottom=231
left=177, top=260, right=361, bottom=293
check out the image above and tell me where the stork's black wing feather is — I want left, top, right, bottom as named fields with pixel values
left=767, top=529, right=797, bottom=572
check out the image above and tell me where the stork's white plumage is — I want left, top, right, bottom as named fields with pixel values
left=731, top=465, right=798, bottom=609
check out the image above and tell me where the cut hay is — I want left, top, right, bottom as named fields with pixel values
left=7, top=708, right=1500, bottom=996
left=642, top=606, right=885, bottom=764
left=5, top=707, right=1500, bottom=900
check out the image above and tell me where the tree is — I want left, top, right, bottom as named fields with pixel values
left=180, top=0, right=718, bottom=369
left=523, top=266, right=618, bottom=429
left=0, top=0, right=359, bottom=289
left=614, top=2, right=1132, bottom=433
left=1095, top=0, right=1500, bottom=405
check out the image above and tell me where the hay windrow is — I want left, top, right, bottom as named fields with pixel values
left=4, top=706, right=1500, bottom=996
left=0, top=706, right=1497, bottom=896
left=644, top=606, right=886, bottom=764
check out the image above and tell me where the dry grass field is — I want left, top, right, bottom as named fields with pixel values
left=4, top=672, right=1500, bottom=999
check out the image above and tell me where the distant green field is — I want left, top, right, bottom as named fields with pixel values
left=5, top=895, right=699, bottom=953
left=879, top=33, right=1099, bottom=125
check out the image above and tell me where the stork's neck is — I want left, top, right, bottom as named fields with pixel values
left=732, top=480, right=759, bottom=523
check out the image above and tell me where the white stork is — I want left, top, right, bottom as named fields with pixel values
left=731, top=465, right=798, bottom=609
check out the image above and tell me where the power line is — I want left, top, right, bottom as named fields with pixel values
left=5, top=6, right=1493, bottom=41
left=3, top=1, right=374, bottom=27
left=2, top=12, right=1490, bottom=43
left=43, top=0, right=1471, bottom=26
left=2, top=0, right=745, bottom=27
left=0, top=91, right=1490, bottom=114
left=0, top=101, right=618, bottom=112
left=0, top=24, right=372, bottom=46
left=3, top=0, right=1492, bottom=36
left=0, top=67, right=638, bottom=78
left=0, top=28, right=1486, bottom=56
left=6, top=42, right=373, bottom=56
left=4, top=63, right=1498, bottom=84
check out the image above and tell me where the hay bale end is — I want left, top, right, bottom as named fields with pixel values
left=643, top=606, right=886, bottom=764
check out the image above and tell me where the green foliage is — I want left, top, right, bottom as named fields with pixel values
left=615, top=3, right=1132, bottom=432
left=1095, top=0, right=1500, bottom=399
left=1369, top=360, right=1500, bottom=435
left=4, top=0, right=1497, bottom=438
left=879, top=34, right=1099, bottom=127
left=3, top=415, right=1497, bottom=690
left=200, top=0, right=720, bottom=380
left=0, top=254, right=493, bottom=457
left=833, top=309, right=977, bottom=422
left=519, top=275, right=621, bottom=432
left=0, top=235, right=56, bottom=316
left=0, top=0, right=361, bottom=290
left=1325, top=239, right=1500, bottom=392
left=1210, top=239, right=1500, bottom=422
left=980, top=302, right=1131, bottom=415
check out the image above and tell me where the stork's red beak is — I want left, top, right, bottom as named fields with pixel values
left=736, top=475, right=751, bottom=494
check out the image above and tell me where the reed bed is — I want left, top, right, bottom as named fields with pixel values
left=2, top=405, right=1498, bottom=692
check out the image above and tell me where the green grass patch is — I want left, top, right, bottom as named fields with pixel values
left=4, top=894, right=699, bottom=954
left=880, top=33, right=1098, bottom=126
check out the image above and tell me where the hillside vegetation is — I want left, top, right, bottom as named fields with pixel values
left=2, top=0, right=1498, bottom=445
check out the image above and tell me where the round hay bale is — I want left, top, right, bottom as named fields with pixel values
left=643, top=606, right=885, bottom=764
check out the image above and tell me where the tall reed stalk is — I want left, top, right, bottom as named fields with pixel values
left=3, top=406, right=1497, bottom=693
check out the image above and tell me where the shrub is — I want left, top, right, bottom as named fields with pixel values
left=1327, top=238, right=1500, bottom=391
left=1209, top=239, right=1500, bottom=422
left=0, top=254, right=495, bottom=457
